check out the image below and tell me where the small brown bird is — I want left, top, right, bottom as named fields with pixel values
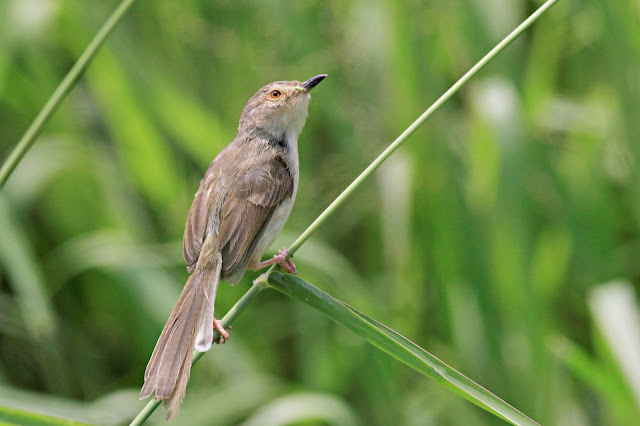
left=139, top=74, right=326, bottom=419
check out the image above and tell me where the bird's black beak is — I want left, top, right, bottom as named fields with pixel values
left=301, top=74, right=327, bottom=91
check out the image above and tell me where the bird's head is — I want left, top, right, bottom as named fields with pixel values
left=239, top=74, right=326, bottom=139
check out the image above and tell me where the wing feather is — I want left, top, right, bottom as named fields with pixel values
left=182, top=147, right=294, bottom=279
left=218, top=156, right=293, bottom=278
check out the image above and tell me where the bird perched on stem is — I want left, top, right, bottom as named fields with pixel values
left=139, top=74, right=326, bottom=420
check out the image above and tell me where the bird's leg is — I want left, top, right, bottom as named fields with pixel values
left=213, top=319, right=231, bottom=344
left=254, top=247, right=297, bottom=274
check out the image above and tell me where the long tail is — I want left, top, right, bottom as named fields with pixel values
left=139, top=252, right=221, bottom=420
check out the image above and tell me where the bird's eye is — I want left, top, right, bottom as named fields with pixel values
left=269, top=90, right=282, bottom=99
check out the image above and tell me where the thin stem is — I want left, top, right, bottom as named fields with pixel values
left=288, top=0, right=560, bottom=255
left=129, top=397, right=160, bottom=426
left=0, top=0, right=139, bottom=188
left=131, top=0, right=559, bottom=423
left=129, top=278, right=269, bottom=426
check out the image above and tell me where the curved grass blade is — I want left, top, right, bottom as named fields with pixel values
left=267, top=273, right=539, bottom=426
left=130, top=0, right=560, bottom=421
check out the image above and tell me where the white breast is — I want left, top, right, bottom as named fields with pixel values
left=256, top=193, right=296, bottom=254
left=251, top=132, right=300, bottom=263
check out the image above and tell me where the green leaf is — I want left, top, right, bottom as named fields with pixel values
left=0, top=405, right=89, bottom=426
left=267, top=272, right=539, bottom=426
left=0, top=196, right=57, bottom=344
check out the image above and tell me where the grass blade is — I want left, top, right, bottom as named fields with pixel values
left=0, top=0, right=139, bottom=187
left=267, top=272, right=539, bottom=426
left=130, top=0, right=559, bottom=422
left=287, top=0, right=560, bottom=255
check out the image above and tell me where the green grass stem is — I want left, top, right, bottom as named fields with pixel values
left=287, top=0, right=559, bottom=255
left=131, top=0, right=559, bottom=422
left=0, top=0, right=139, bottom=187
left=129, top=278, right=269, bottom=426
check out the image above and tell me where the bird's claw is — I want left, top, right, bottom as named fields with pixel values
left=274, top=247, right=297, bottom=274
left=213, top=318, right=231, bottom=344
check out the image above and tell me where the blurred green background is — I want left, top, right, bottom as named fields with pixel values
left=1, top=0, right=640, bottom=424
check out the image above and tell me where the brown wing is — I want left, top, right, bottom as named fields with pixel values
left=218, top=156, right=294, bottom=278
left=183, top=161, right=220, bottom=273
left=183, top=150, right=294, bottom=276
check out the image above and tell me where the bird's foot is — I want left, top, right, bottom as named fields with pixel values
left=213, top=318, right=231, bottom=344
left=256, top=247, right=297, bottom=274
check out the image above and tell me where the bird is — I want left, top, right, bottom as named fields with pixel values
left=139, top=74, right=327, bottom=419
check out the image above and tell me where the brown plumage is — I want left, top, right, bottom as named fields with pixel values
left=139, top=75, right=326, bottom=420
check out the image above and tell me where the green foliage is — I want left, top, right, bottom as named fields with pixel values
left=267, top=273, right=538, bottom=425
left=1, top=0, right=640, bottom=425
left=0, top=404, right=89, bottom=425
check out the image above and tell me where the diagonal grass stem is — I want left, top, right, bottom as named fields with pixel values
left=129, top=277, right=269, bottom=426
left=132, top=0, right=559, bottom=422
left=0, top=0, right=139, bottom=187
left=287, top=0, right=559, bottom=255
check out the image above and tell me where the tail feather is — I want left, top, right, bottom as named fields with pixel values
left=139, top=253, right=221, bottom=420
left=155, top=295, right=202, bottom=399
left=164, top=350, right=193, bottom=419
left=194, top=260, right=221, bottom=351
